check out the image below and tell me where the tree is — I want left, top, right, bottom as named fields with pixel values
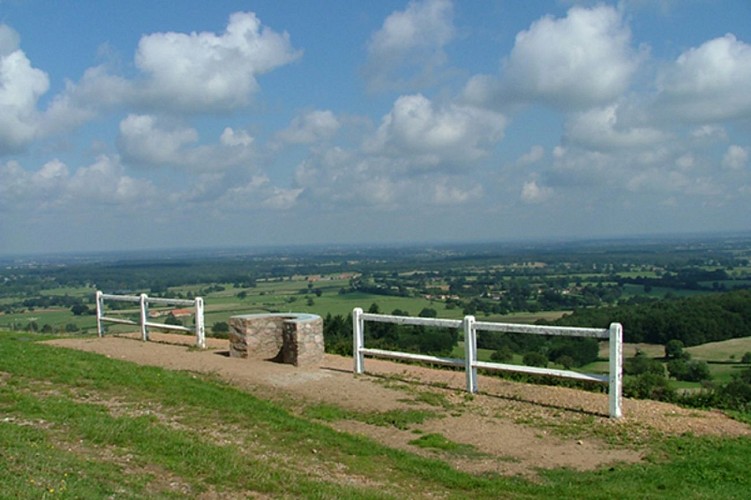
left=490, top=347, right=513, bottom=363
left=556, top=355, right=576, bottom=370
left=70, top=304, right=90, bottom=316
left=625, top=351, right=664, bottom=376
left=664, top=339, right=685, bottom=360
left=418, top=307, right=437, bottom=318
left=522, top=352, right=548, bottom=368
left=212, top=322, right=229, bottom=334
left=742, top=352, right=751, bottom=364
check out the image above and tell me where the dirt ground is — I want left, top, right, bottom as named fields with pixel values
left=46, top=333, right=750, bottom=477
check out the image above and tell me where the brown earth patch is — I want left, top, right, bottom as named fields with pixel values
left=45, top=333, right=750, bottom=477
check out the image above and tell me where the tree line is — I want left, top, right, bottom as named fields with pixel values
left=547, top=289, right=751, bottom=346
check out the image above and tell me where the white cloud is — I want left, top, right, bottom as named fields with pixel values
left=277, top=110, right=340, bottom=144
left=723, top=145, right=748, bottom=170
left=66, top=155, right=157, bottom=205
left=518, top=145, right=545, bottom=166
left=564, top=105, right=668, bottom=151
left=0, top=156, right=156, bottom=212
left=261, top=187, right=304, bottom=210
left=656, top=34, right=751, bottom=122
left=365, top=94, right=505, bottom=167
left=135, top=11, right=300, bottom=112
left=365, top=0, right=455, bottom=91
left=0, top=24, right=50, bottom=153
left=41, top=65, right=132, bottom=135
left=521, top=178, right=553, bottom=203
left=118, top=114, right=198, bottom=166
left=220, top=127, right=254, bottom=147
left=464, top=4, right=639, bottom=110
left=431, top=180, right=483, bottom=205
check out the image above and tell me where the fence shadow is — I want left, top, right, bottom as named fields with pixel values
left=359, top=368, right=608, bottom=419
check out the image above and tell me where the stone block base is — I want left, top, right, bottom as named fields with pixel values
left=228, top=313, right=324, bottom=367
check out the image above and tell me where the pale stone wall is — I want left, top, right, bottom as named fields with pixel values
left=228, top=313, right=324, bottom=367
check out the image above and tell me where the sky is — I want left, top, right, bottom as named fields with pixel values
left=1, top=0, right=750, bottom=255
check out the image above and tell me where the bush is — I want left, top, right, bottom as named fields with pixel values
left=625, top=372, right=674, bottom=401
left=211, top=321, right=230, bottom=338
left=685, top=360, right=712, bottom=382
left=556, top=355, right=576, bottom=369
left=522, top=352, right=548, bottom=368
left=490, top=347, right=513, bottom=363
left=664, top=339, right=685, bottom=359
left=624, top=351, right=665, bottom=376
left=742, top=352, right=751, bottom=364
left=667, top=358, right=689, bottom=380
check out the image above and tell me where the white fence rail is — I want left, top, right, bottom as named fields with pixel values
left=353, top=308, right=622, bottom=418
left=95, top=291, right=206, bottom=348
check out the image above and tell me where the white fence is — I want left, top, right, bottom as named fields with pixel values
left=353, top=308, right=623, bottom=418
left=95, top=291, right=206, bottom=349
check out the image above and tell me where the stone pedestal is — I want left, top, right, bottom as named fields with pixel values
left=228, top=313, right=324, bottom=367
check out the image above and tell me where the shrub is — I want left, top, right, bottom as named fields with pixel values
left=668, top=358, right=711, bottom=382
left=625, top=372, right=674, bottom=401
left=624, top=351, right=664, bottom=376
left=664, top=339, right=685, bottom=359
left=522, top=352, right=548, bottom=368
left=490, top=347, right=513, bottom=363
left=555, top=355, right=576, bottom=369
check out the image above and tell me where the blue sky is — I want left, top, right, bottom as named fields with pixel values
left=1, top=0, right=750, bottom=255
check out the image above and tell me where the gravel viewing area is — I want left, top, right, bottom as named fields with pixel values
left=47, top=333, right=751, bottom=477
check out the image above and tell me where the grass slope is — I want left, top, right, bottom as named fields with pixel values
left=1, top=332, right=750, bottom=498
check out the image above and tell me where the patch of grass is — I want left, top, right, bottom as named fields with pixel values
left=408, top=433, right=482, bottom=456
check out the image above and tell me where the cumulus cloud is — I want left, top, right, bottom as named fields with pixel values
left=118, top=114, right=198, bottom=166
left=521, top=178, right=553, bottom=203
left=66, top=155, right=157, bottom=204
left=117, top=115, right=255, bottom=170
left=135, top=11, right=300, bottom=112
left=0, top=24, right=50, bottom=153
left=41, top=66, right=131, bottom=135
left=431, top=180, right=483, bottom=205
left=655, top=34, right=751, bottom=122
left=563, top=105, right=668, bottom=151
left=277, top=110, right=340, bottom=144
left=0, top=160, right=67, bottom=209
left=723, top=145, right=748, bottom=170
left=0, top=156, right=156, bottom=211
left=518, top=145, right=545, bottom=166
left=365, top=0, right=455, bottom=91
left=464, top=4, right=639, bottom=111
left=220, top=127, right=254, bottom=147
left=365, top=94, right=505, bottom=167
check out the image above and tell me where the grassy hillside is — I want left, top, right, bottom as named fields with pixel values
left=1, top=331, right=751, bottom=498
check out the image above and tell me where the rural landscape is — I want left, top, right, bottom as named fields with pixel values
left=2, top=0, right=751, bottom=496
left=2, top=234, right=751, bottom=497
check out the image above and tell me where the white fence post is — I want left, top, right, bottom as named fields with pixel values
left=139, top=293, right=149, bottom=342
left=463, top=315, right=478, bottom=393
left=353, top=307, right=365, bottom=374
left=96, top=291, right=104, bottom=337
left=609, top=322, right=623, bottom=419
left=195, top=297, right=206, bottom=349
